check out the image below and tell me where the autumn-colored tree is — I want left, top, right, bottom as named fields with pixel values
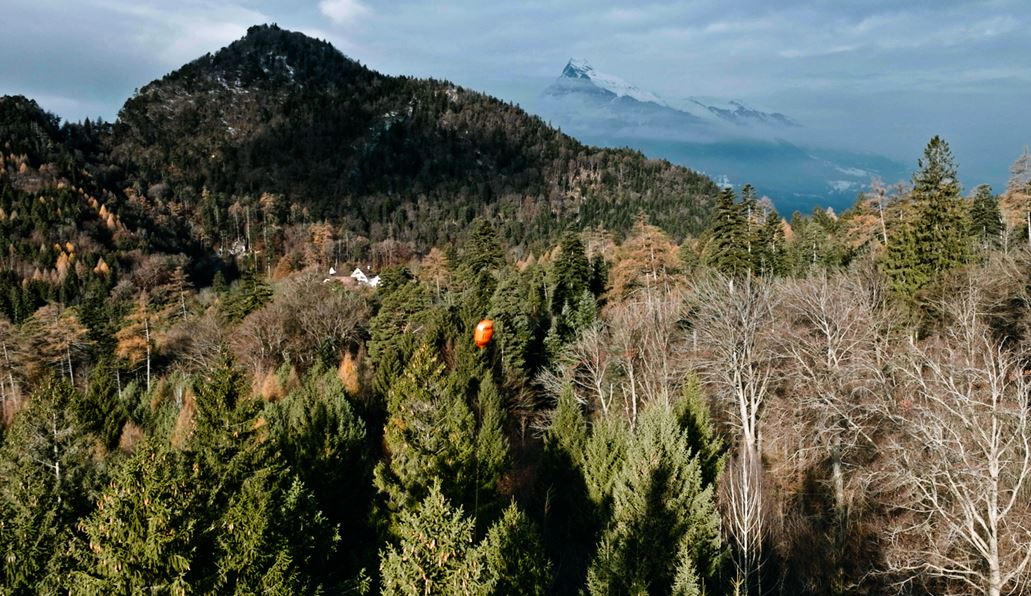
left=609, top=218, right=682, bottom=300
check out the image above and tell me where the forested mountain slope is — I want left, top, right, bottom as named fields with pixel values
left=110, top=24, right=719, bottom=249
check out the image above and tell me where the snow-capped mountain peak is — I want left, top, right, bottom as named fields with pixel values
left=559, top=58, right=667, bottom=106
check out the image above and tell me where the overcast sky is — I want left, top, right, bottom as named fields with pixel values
left=3, top=0, right=1028, bottom=189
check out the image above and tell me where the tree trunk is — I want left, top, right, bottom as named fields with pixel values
left=145, top=316, right=151, bottom=393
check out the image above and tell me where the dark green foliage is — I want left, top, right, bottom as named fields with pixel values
left=211, top=467, right=336, bottom=594
left=970, top=184, right=1003, bottom=250
left=587, top=405, right=722, bottom=595
left=883, top=136, right=971, bottom=297
left=537, top=384, right=596, bottom=593
left=265, top=368, right=374, bottom=584
left=366, top=269, right=432, bottom=368
left=374, top=346, right=477, bottom=522
left=677, top=375, right=725, bottom=488
left=753, top=209, right=786, bottom=277
left=582, top=416, right=630, bottom=519
left=704, top=187, right=751, bottom=276
left=69, top=444, right=202, bottom=595
left=473, top=376, right=509, bottom=516
left=379, top=484, right=486, bottom=595
left=77, top=359, right=128, bottom=449
left=552, top=231, right=592, bottom=315
left=477, top=503, right=553, bottom=595
left=457, top=218, right=506, bottom=320
left=0, top=379, right=97, bottom=593
left=221, top=270, right=273, bottom=323
left=488, top=271, right=540, bottom=382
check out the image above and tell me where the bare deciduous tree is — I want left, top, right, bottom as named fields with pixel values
left=772, top=273, right=893, bottom=513
left=690, top=274, right=778, bottom=594
left=881, top=287, right=1031, bottom=596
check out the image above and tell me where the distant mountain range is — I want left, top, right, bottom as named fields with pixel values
left=535, top=59, right=909, bottom=213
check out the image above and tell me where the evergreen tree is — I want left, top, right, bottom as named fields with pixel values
left=69, top=444, right=202, bottom=595
left=704, top=187, right=750, bottom=276
left=456, top=218, right=505, bottom=320
left=374, top=346, right=477, bottom=523
left=473, top=375, right=509, bottom=521
left=211, top=468, right=336, bottom=594
left=0, top=379, right=96, bottom=593
left=552, top=231, right=591, bottom=315
left=676, top=375, right=725, bottom=488
left=379, top=484, right=487, bottom=595
left=476, top=503, right=553, bottom=595
left=265, top=368, right=373, bottom=584
left=488, top=271, right=539, bottom=383
left=222, top=270, right=273, bottom=323
left=76, top=358, right=127, bottom=449
left=582, top=416, right=630, bottom=519
left=587, top=405, right=722, bottom=595
left=366, top=269, right=432, bottom=368
left=969, top=184, right=1003, bottom=250
left=753, top=209, right=786, bottom=277
left=884, top=136, right=971, bottom=297
left=537, top=383, right=595, bottom=593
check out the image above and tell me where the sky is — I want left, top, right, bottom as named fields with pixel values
left=2, top=0, right=1029, bottom=190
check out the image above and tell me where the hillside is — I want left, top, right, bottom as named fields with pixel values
left=110, top=24, right=720, bottom=250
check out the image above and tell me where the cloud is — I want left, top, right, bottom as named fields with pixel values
left=319, top=0, right=370, bottom=25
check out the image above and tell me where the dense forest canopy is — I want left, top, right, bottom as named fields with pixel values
left=3, top=22, right=1031, bottom=596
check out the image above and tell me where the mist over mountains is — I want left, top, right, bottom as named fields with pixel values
left=533, top=58, right=910, bottom=214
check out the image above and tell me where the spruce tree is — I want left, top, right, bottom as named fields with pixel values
left=676, top=375, right=725, bottom=488
left=969, top=184, right=1003, bottom=250
left=211, top=468, right=336, bottom=594
left=374, top=346, right=477, bottom=523
left=476, top=503, right=553, bottom=595
left=537, top=383, right=594, bottom=593
left=0, top=379, right=95, bottom=593
left=704, top=187, right=750, bottom=276
left=379, top=484, right=487, bottom=595
left=587, top=405, right=722, bottom=595
left=68, top=444, right=202, bottom=595
left=884, top=136, right=971, bottom=297
left=552, top=231, right=591, bottom=316
left=456, top=218, right=505, bottom=320
left=473, top=375, right=508, bottom=522
left=266, top=368, right=373, bottom=584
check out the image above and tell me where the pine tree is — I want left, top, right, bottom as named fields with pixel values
left=969, top=184, right=1003, bottom=251
left=587, top=405, right=722, bottom=595
left=703, top=188, right=750, bottom=276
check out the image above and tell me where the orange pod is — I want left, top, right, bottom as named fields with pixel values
left=474, top=319, right=494, bottom=349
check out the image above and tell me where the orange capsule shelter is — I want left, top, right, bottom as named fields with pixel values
left=474, top=319, right=494, bottom=349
